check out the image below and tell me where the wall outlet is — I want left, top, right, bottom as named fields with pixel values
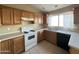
left=7, top=28, right=10, bottom=31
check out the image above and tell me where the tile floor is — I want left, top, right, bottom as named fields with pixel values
left=22, top=40, right=69, bottom=54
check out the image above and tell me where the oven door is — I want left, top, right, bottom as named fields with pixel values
left=24, top=33, right=37, bottom=46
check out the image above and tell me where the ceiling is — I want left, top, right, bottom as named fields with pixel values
left=31, top=4, right=71, bottom=12
left=2, top=4, right=72, bottom=12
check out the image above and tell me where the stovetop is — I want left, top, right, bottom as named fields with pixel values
left=23, top=30, right=35, bottom=34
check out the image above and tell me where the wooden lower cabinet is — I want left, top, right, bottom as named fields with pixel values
left=0, top=42, right=1, bottom=54
left=0, top=39, right=13, bottom=54
left=37, top=30, right=44, bottom=42
left=69, top=47, right=79, bottom=54
left=44, top=30, right=57, bottom=45
left=0, top=36, right=25, bottom=54
left=12, top=36, right=25, bottom=54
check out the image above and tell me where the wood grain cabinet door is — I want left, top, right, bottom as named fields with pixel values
left=44, top=30, right=57, bottom=45
left=29, top=12, right=34, bottom=21
left=37, top=31, right=41, bottom=42
left=2, top=7, right=13, bottom=25
left=0, top=42, right=1, bottom=54
left=22, top=11, right=29, bottom=18
left=34, top=13, right=43, bottom=24
left=0, top=8, right=1, bottom=25
left=0, top=36, right=25, bottom=54
left=43, top=14, right=47, bottom=24
left=0, top=40, right=12, bottom=54
left=74, top=7, right=79, bottom=24
left=13, top=9, right=21, bottom=24
left=12, top=36, right=25, bottom=54
left=34, top=13, right=38, bottom=24
left=37, top=30, right=44, bottom=42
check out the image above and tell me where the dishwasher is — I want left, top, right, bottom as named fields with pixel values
left=57, top=32, right=71, bottom=51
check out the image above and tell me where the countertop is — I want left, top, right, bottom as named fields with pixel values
left=0, top=32, right=24, bottom=42
left=46, top=28, right=79, bottom=49
left=0, top=27, right=46, bottom=42
left=0, top=27, right=79, bottom=50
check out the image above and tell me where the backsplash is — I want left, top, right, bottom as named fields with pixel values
left=47, top=24, right=79, bottom=32
left=0, top=22, right=45, bottom=35
left=0, top=25, right=21, bottom=35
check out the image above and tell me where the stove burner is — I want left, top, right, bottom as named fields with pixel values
left=30, top=30, right=35, bottom=32
left=24, top=31, right=28, bottom=33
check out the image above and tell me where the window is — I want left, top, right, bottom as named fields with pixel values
left=59, top=14, right=64, bottom=27
left=47, top=11, right=73, bottom=28
left=63, top=11, right=74, bottom=28
left=47, top=15, right=58, bottom=26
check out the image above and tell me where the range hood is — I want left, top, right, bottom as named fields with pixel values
left=21, top=17, right=34, bottom=21
left=21, top=17, right=34, bottom=24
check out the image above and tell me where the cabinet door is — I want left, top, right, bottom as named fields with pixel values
left=0, top=40, right=12, bottom=54
left=13, top=9, right=21, bottom=24
left=34, top=13, right=43, bottom=24
left=22, top=11, right=29, bottom=18
left=13, top=36, right=25, bottom=54
left=74, top=7, right=79, bottom=24
left=38, top=14, right=43, bottom=24
left=37, top=30, right=44, bottom=42
left=22, top=11, right=34, bottom=21
left=0, top=8, right=1, bottom=25
left=34, top=13, right=38, bottom=24
left=0, top=41, right=1, bottom=54
left=2, top=7, right=13, bottom=25
left=44, top=30, right=57, bottom=45
left=43, top=14, right=47, bottom=24
left=29, top=12, right=34, bottom=21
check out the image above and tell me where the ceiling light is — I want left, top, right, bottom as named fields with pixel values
left=54, top=5, right=58, bottom=8
left=42, top=7, right=45, bottom=9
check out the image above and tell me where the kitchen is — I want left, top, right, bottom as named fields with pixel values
left=0, top=4, right=79, bottom=54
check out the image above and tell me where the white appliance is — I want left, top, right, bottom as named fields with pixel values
left=22, top=27, right=37, bottom=51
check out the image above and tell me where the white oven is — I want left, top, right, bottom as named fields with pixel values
left=22, top=27, right=37, bottom=51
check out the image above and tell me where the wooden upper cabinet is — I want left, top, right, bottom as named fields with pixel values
left=1, top=6, right=22, bottom=25
left=43, top=14, right=47, bottom=24
left=0, top=8, right=1, bottom=25
left=22, top=11, right=30, bottom=19
left=34, top=13, right=43, bottom=24
left=13, top=9, right=21, bottom=24
left=22, top=11, right=34, bottom=21
left=1, top=7, right=13, bottom=25
left=29, top=12, right=34, bottom=21
left=22, top=11, right=29, bottom=18
left=74, top=7, right=79, bottom=24
left=34, top=13, right=38, bottom=23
